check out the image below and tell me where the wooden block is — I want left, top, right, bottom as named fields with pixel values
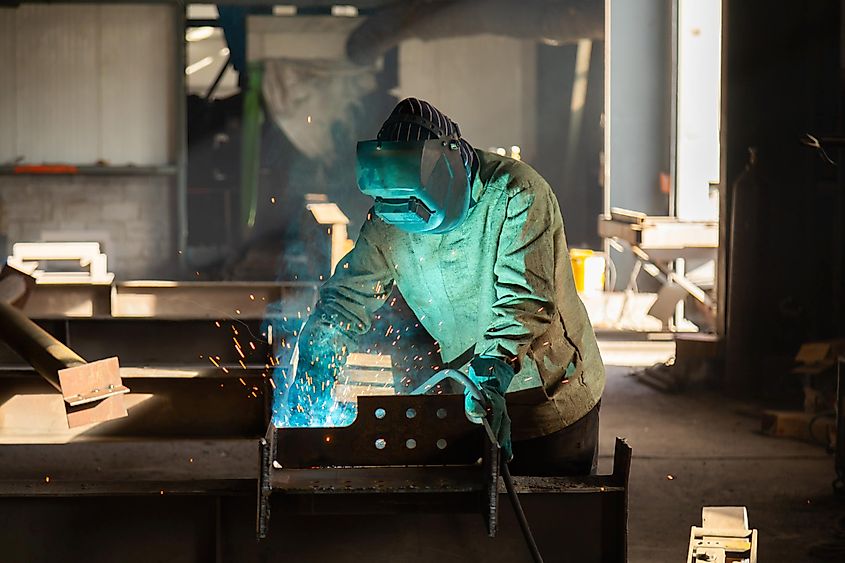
left=346, top=352, right=392, bottom=369
left=796, top=342, right=833, bottom=364
left=339, top=354, right=395, bottom=391
left=760, top=410, right=834, bottom=445
left=341, top=368, right=393, bottom=386
left=333, top=384, right=393, bottom=404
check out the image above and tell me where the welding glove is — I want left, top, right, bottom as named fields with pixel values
left=465, top=356, right=514, bottom=461
left=282, top=324, right=353, bottom=427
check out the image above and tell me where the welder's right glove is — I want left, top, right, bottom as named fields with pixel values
left=465, top=356, right=515, bottom=461
left=280, top=318, right=354, bottom=427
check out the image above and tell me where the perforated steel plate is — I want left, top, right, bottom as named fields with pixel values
left=272, top=394, right=484, bottom=468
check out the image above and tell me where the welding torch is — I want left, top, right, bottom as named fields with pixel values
left=412, top=369, right=545, bottom=563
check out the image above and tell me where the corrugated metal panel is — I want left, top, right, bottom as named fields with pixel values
left=15, top=5, right=101, bottom=164
left=100, top=5, right=175, bottom=166
left=397, top=36, right=537, bottom=159
left=0, top=11, right=17, bottom=162
left=0, top=4, right=175, bottom=166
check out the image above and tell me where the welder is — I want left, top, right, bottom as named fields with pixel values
left=282, top=98, right=605, bottom=476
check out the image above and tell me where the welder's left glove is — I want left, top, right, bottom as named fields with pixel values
left=465, top=356, right=514, bottom=461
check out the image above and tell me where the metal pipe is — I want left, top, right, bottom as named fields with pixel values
left=346, top=0, right=604, bottom=65
left=0, top=301, right=84, bottom=392
left=0, top=298, right=128, bottom=427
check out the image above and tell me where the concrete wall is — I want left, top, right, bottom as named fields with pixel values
left=0, top=176, right=173, bottom=279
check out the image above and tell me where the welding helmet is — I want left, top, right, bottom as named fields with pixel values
left=356, top=114, right=473, bottom=234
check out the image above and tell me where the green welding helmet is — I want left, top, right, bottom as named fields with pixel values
left=356, top=123, right=471, bottom=234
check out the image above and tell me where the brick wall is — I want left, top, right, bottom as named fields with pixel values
left=0, top=175, right=175, bottom=279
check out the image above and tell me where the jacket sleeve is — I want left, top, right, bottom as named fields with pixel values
left=297, top=216, right=395, bottom=367
left=478, top=182, right=559, bottom=371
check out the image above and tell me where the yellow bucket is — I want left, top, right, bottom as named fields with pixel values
left=570, top=249, right=605, bottom=293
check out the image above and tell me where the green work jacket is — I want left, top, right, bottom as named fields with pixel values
left=301, top=150, right=605, bottom=440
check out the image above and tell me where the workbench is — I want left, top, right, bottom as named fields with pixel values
left=598, top=208, right=718, bottom=328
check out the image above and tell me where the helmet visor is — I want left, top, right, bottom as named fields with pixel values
left=356, top=138, right=470, bottom=233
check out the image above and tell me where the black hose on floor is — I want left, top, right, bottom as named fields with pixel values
left=413, top=369, right=545, bottom=562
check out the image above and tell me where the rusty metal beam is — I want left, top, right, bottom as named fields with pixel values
left=0, top=300, right=129, bottom=428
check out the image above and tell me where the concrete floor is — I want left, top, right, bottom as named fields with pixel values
left=597, top=364, right=842, bottom=562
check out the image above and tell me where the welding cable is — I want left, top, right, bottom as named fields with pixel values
left=464, top=375, right=545, bottom=563
left=411, top=369, right=545, bottom=563
left=501, top=461, right=544, bottom=563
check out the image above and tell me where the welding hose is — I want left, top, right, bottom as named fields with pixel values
left=411, top=369, right=545, bottom=563
left=500, top=461, right=544, bottom=563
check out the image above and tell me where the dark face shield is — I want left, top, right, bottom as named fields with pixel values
left=356, top=137, right=471, bottom=234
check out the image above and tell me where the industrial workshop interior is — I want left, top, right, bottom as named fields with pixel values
left=1, top=1, right=844, bottom=562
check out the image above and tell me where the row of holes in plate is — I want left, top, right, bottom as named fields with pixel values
left=373, top=407, right=449, bottom=450
left=374, top=407, right=448, bottom=420
left=374, top=437, right=448, bottom=450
